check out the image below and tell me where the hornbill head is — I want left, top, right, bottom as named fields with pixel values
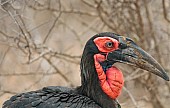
left=86, top=32, right=169, bottom=81
left=80, top=32, right=169, bottom=107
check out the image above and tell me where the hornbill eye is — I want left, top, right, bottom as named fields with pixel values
left=105, top=41, right=114, bottom=48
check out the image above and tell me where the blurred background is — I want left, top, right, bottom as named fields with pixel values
left=0, top=0, right=170, bottom=108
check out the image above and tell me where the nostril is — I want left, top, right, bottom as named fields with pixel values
left=119, top=43, right=127, bottom=49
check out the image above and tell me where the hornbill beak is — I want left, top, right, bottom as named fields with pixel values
left=107, top=36, right=169, bottom=81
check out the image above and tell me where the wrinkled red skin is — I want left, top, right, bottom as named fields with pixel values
left=93, top=37, right=124, bottom=99
left=94, top=54, right=124, bottom=99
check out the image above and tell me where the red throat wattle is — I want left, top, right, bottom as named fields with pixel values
left=94, top=54, right=124, bottom=99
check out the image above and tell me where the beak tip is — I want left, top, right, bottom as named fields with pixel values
left=163, top=73, right=169, bottom=81
left=165, top=77, right=169, bottom=81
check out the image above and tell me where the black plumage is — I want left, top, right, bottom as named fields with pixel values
left=3, top=32, right=169, bottom=108
left=3, top=86, right=103, bottom=108
left=3, top=33, right=121, bottom=108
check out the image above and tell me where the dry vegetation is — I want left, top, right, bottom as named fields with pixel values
left=0, top=0, right=170, bottom=108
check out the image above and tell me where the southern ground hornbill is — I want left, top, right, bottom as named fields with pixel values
left=3, top=32, right=169, bottom=108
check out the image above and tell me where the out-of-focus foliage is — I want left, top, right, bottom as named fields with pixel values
left=0, top=0, right=170, bottom=108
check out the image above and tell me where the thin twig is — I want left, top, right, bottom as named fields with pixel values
left=123, top=87, right=139, bottom=108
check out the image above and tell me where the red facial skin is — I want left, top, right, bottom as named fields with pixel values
left=94, top=37, right=124, bottom=99
left=94, top=37, right=119, bottom=53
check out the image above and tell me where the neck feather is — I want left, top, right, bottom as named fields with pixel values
left=76, top=49, right=119, bottom=108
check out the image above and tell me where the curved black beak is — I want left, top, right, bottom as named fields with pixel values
left=107, top=36, right=169, bottom=81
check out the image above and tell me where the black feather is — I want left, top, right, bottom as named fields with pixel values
left=3, top=32, right=121, bottom=108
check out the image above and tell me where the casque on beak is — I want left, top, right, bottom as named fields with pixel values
left=107, top=36, right=169, bottom=81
